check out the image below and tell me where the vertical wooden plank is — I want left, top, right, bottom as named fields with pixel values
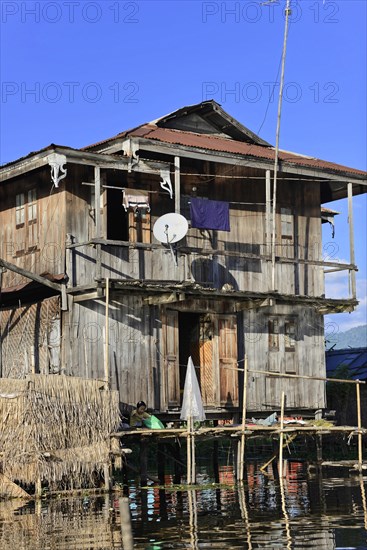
left=218, top=315, right=238, bottom=407
left=265, top=169, right=271, bottom=255
left=163, top=309, right=180, bottom=407
left=347, top=182, right=356, bottom=299
left=174, top=156, right=180, bottom=214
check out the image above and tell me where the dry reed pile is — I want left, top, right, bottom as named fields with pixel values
left=0, top=375, right=120, bottom=492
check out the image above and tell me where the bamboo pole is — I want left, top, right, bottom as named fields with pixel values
left=238, top=355, right=248, bottom=482
left=187, top=415, right=192, bottom=485
left=240, top=367, right=366, bottom=385
left=119, top=497, right=134, bottom=550
left=356, top=381, right=363, bottom=473
left=279, top=392, right=285, bottom=478
left=104, top=277, right=110, bottom=389
left=191, top=422, right=196, bottom=484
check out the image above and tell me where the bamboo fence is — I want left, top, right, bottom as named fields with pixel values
left=0, top=374, right=120, bottom=495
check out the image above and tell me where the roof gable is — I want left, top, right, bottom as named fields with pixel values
left=153, top=100, right=271, bottom=146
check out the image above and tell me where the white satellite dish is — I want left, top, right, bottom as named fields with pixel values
left=153, top=213, right=188, bottom=245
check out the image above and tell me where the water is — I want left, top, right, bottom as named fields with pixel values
left=0, top=462, right=366, bottom=549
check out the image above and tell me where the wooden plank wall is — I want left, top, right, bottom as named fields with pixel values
left=66, top=161, right=324, bottom=299
left=62, top=294, right=157, bottom=409
left=244, top=304, right=326, bottom=412
left=0, top=167, right=66, bottom=289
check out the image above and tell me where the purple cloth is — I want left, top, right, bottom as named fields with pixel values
left=190, top=198, right=230, bottom=232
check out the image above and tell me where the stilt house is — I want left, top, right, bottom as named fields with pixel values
left=1, top=101, right=366, bottom=419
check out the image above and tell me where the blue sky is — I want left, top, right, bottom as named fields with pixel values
left=1, top=0, right=366, bottom=335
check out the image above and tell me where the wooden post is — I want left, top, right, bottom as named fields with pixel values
left=213, top=440, right=219, bottom=484
left=140, top=439, right=148, bottom=486
left=173, top=440, right=182, bottom=484
left=119, top=497, right=134, bottom=550
left=157, top=442, right=165, bottom=485
left=174, top=156, right=180, bottom=214
left=95, top=166, right=102, bottom=279
left=104, top=277, right=110, bottom=388
left=187, top=416, right=192, bottom=484
left=265, top=169, right=271, bottom=255
left=347, top=182, right=356, bottom=299
left=35, top=475, right=42, bottom=499
left=356, top=380, right=363, bottom=473
left=103, top=463, right=111, bottom=492
left=191, top=422, right=196, bottom=484
left=279, top=391, right=285, bottom=478
left=238, top=355, right=248, bottom=482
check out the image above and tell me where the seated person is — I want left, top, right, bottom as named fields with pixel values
left=130, top=401, right=151, bottom=428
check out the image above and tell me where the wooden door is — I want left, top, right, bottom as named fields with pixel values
left=163, top=310, right=180, bottom=407
left=218, top=315, right=239, bottom=407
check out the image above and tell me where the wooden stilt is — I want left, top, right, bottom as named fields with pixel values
left=279, top=391, right=285, bottom=478
left=187, top=417, right=192, bottom=484
left=173, top=440, right=182, bottom=484
left=35, top=475, right=42, bottom=499
left=119, top=497, right=134, bottom=550
left=157, top=442, right=165, bottom=485
left=213, top=440, right=219, bottom=484
left=238, top=355, right=248, bottom=482
left=103, top=463, right=111, bottom=492
left=356, top=381, right=363, bottom=473
left=191, top=423, right=196, bottom=484
left=140, top=439, right=148, bottom=486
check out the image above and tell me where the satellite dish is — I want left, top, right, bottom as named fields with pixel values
left=153, top=213, right=188, bottom=244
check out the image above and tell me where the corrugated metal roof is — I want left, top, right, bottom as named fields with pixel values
left=125, top=125, right=366, bottom=177
left=326, top=348, right=367, bottom=380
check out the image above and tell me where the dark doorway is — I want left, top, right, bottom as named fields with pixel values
left=107, top=188, right=128, bottom=240
left=178, top=312, right=215, bottom=406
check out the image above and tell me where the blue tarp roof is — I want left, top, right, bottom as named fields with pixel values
left=326, top=347, right=367, bottom=381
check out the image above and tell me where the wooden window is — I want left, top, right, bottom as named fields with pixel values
left=16, top=193, right=25, bottom=226
left=268, top=318, right=279, bottom=351
left=284, top=319, right=296, bottom=351
left=281, top=207, right=294, bottom=240
left=15, top=189, right=38, bottom=252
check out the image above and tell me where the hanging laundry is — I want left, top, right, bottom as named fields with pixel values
left=190, top=197, right=230, bottom=231
left=122, top=188, right=150, bottom=212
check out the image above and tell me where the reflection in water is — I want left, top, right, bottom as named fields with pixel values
left=0, top=462, right=366, bottom=549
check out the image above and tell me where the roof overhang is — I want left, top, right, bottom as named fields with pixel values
left=0, top=145, right=170, bottom=183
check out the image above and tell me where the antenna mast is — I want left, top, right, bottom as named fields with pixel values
left=271, top=0, right=292, bottom=291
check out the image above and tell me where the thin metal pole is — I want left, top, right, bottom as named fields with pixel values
left=356, top=381, right=363, bottom=473
left=271, top=0, right=291, bottom=291
left=279, top=391, right=285, bottom=478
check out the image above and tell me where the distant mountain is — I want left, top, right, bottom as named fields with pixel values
left=325, top=324, right=367, bottom=350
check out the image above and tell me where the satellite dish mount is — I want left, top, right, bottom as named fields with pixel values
left=153, top=213, right=189, bottom=267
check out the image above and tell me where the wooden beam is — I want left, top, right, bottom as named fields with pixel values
left=0, top=258, right=62, bottom=292
left=73, top=292, right=100, bottom=302
left=144, top=292, right=186, bottom=305
left=348, top=182, right=357, bottom=300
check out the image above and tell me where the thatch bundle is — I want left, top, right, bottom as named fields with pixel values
left=0, top=375, right=120, bottom=491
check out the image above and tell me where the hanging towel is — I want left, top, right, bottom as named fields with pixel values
left=190, top=197, right=230, bottom=231
left=122, top=188, right=150, bottom=212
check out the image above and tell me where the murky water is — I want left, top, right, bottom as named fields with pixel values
left=0, top=462, right=366, bottom=549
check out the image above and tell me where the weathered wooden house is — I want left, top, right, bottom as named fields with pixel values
left=1, top=101, right=366, bottom=419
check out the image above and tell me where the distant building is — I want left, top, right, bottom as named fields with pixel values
left=1, top=100, right=366, bottom=419
left=326, top=347, right=367, bottom=426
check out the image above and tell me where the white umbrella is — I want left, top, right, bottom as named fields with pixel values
left=180, top=356, right=206, bottom=422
